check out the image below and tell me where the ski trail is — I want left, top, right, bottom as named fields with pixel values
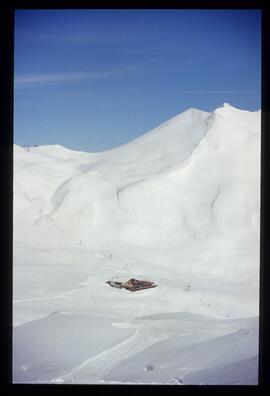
left=57, top=323, right=171, bottom=384
left=13, top=285, right=89, bottom=304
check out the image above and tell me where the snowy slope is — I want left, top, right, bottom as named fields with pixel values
left=13, top=103, right=261, bottom=384
left=13, top=312, right=258, bottom=384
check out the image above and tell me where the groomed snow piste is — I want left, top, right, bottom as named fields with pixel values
left=13, top=103, right=261, bottom=384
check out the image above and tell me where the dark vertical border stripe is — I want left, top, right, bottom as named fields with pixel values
left=0, top=4, right=14, bottom=386
left=259, top=7, right=270, bottom=387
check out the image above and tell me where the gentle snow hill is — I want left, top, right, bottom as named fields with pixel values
left=13, top=311, right=259, bottom=384
left=13, top=103, right=261, bottom=384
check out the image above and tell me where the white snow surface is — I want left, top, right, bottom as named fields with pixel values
left=13, top=103, right=261, bottom=384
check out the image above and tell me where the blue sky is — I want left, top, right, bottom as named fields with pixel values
left=14, top=9, right=261, bottom=152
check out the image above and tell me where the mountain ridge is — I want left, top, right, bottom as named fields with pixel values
left=13, top=103, right=261, bottom=322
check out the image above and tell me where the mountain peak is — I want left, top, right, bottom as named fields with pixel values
left=213, top=103, right=260, bottom=133
left=214, top=103, right=256, bottom=114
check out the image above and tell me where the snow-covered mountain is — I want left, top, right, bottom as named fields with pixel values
left=13, top=103, right=261, bottom=384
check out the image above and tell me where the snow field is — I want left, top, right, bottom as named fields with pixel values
left=13, top=103, right=261, bottom=384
